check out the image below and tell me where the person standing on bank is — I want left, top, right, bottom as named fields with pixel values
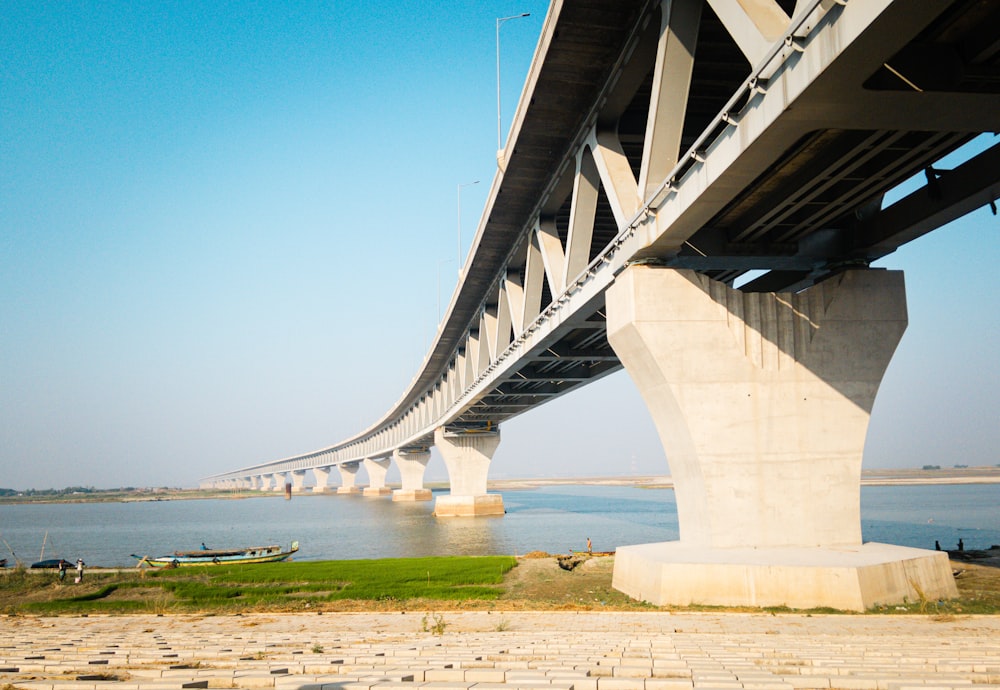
left=75, top=558, right=84, bottom=583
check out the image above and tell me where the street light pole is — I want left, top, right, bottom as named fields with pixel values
left=437, top=258, right=454, bottom=322
left=457, top=180, right=480, bottom=267
left=496, top=13, right=531, bottom=155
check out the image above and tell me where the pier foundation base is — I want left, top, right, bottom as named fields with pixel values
left=432, top=494, right=505, bottom=517
left=612, top=542, right=957, bottom=611
left=392, top=489, right=432, bottom=501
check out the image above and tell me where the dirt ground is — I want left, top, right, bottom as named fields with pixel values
left=497, top=554, right=646, bottom=609
left=495, top=551, right=1000, bottom=612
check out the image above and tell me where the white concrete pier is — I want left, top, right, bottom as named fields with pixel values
left=336, top=462, right=361, bottom=494
left=312, top=465, right=331, bottom=493
left=433, top=427, right=504, bottom=517
left=392, top=448, right=432, bottom=501
left=362, top=457, right=392, bottom=497
left=606, top=266, right=957, bottom=610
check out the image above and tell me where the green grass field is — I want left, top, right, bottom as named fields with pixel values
left=2, top=556, right=518, bottom=615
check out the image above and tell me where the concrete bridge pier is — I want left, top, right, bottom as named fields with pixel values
left=336, top=462, right=361, bottom=494
left=249, top=475, right=261, bottom=491
left=432, top=427, right=504, bottom=517
left=362, top=457, right=392, bottom=497
left=290, top=470, right=307, bottom=493
left=606, top=266, right=957, bottom=611
left=312, top=466, right=332, bottom=493
left=392, top=448, right=432, bottom=501
left=272, top=472, right=288, bottom=493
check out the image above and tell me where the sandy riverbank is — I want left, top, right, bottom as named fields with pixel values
left=486, top=466, right=1000, bottom=490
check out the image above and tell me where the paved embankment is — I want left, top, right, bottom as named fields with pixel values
left=2, top=612, right=999, bottom=689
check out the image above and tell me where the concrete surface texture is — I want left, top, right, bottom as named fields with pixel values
left=433, top=428, right=504, bottom=517
left=3, top=611, right=999, bottom=689
left=606, top=267, right=956, bottom=609
left=393, top=449, right=433, bottom=502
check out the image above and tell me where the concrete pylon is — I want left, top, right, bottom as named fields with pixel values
left=290, top=470, right=307, bottom=493
left=272, top=472, right=287, bottom=492
left=432, top=427, right=504, bottom=517
left=313, top=466, right=332, bottom=493
left=362, top=457, right=392, bottom=497
left=336, top=462, right=361, bottom=494
left=606, top=266, right=956, bottom=611
left=392, top=448, right=432, bottom=501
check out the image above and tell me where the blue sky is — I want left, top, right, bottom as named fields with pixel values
left=2, top=2, right=998, bottom=490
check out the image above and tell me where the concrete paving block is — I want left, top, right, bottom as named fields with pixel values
left=643, top=680, right=694, bottom=690
left=779, top=676, right=830, bottom=689
left=612, top=666, right=653, bottom=678
left=424, top=669, right=468, bottom=682
left=463, top=669, right=506, bottom=683
left=829, top=679, right=879, bottom=690
left=596, top=678, right=647, bottom=689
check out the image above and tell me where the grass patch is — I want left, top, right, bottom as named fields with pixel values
left=8, top=556, right=517, bottom=614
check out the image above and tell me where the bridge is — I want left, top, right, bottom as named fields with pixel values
left=203, top=0, right=1000, bottom=610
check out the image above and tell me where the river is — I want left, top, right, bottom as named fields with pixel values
left=1, top=483, right=998, bottom=567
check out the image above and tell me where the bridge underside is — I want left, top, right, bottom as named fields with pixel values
left=205, top=0, right=1000, bottom=610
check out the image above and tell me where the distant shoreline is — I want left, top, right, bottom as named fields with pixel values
left=2, top=467, right=998, bottom=505
left=488, top=469, right=1000, bottom=490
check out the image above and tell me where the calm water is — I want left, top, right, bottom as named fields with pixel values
left=1, top=484, right=998, bottom=567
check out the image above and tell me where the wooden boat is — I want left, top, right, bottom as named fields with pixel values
left=134, top=541, right=298, bottom=568
left=30, top=558, right=71, bottom=569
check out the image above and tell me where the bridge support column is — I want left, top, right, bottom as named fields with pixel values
left=336, top=462, right=361, bottom=494
left=290, top=470, right=307, bottom=493
left=606, top=266, right=956, bottom=611
left=362, top=458, right=392, bottom=497
left=312, top=466, right=332, bottom=493
left=432, top=427, right=504, bottom=517
left=272, top=472, right=287, bottom=493
left=392, top=449, right=432, bottom=501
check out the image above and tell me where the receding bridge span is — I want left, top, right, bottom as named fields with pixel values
left=204, top=0, right=1000, bottom=610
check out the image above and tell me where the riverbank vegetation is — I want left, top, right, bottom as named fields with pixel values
left=0, top=556, right=518, bottom=615
left=2, top=553, right=999, bottom=616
